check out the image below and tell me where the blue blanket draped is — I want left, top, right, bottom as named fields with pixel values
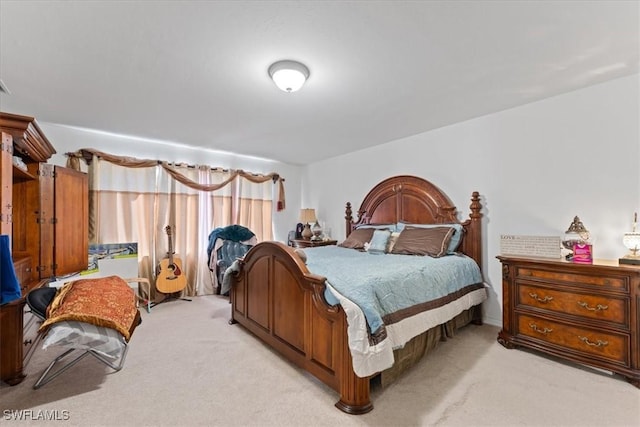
left=207, top=225, right=256, bottom=262
left=1, top=234, right=21, bottom=304
left=304, top=246, right=483, bottom=335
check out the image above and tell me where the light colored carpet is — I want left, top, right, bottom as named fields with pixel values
left=1, top=295, right=638, bottom=426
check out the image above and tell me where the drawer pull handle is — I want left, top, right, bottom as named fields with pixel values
left=23, top=339, right=32, bottom=345
left=529, top=293, right=553, bottom=303
left=578, top=336, right=609, bottom=348
left=577, top=301, right=608, bottom=312
left=529, top=323, right=553, bottom=335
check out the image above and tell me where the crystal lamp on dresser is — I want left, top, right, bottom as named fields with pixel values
left=497, top=255, right=640, bottom=388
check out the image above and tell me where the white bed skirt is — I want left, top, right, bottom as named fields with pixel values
left=326, top=284, right=488, bottom=378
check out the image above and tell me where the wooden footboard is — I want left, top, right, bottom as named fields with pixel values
left=228, top=241, right=373, bottom=414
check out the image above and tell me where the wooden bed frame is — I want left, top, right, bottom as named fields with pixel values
left=228, top=175, right=483, bottom=414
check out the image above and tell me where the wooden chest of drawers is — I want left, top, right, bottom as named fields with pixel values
left=291, top=239, right=337, bottom=248
left=497, top=256, right=640, bottom=387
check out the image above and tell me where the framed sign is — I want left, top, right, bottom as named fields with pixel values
left=500, top=235, right=561, bottom=259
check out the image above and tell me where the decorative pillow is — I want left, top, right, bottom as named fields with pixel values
left=386, top=232, right=401, bottom=253
left=338, top=228, right=376, bottom=249
left=367, top=229, right=391, bottom=254
left=391, top=226, right=456, bottom=257
left=357, top=223, right=397, bottom=233
left=397, top=223, right=464, bottom=253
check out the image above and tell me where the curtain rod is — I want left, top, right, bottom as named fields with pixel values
left=165, top=162, right=230, bottom=172
left=165, top=163, right=283, bottom=181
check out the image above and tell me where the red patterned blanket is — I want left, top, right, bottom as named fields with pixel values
left=39, top=275, right=140, bottom=341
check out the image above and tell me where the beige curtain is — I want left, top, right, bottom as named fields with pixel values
left=85, top=151, right=278, bottom=298
left=236, top=176, right=273, bottom=241
left=90, top=160, right=159, bottom=299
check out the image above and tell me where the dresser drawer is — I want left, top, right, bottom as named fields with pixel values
left=517, top=283, right=627, bottom=327
left=516, top=313, right=629, bottom=366
left=13, top=256, right=32, bottom=289
left=516, top=266, right=627, bottom=292
left=22, top=310, right=41, bottom=365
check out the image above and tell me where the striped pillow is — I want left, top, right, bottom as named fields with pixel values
left=390, top=226, right=456, bottom=257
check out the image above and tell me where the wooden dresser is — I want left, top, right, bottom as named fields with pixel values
left=0, top=112, right=88, bottom=385
left=497, top=256, right=640, bottom=387
left=291, top=238, right=337, bottom=248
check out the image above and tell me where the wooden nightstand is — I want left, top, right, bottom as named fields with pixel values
left=497, top=256, right=640, bottom=388
left=292, top=239, right=338, bottom=248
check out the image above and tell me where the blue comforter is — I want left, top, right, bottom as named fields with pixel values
left=304, top=246, right=483, bottom=335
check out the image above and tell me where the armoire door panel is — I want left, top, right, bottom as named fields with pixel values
left=0, top=132, right=12, bottom=237
left=53, top=166, right=88, bottom=276
left=38, top=163, right=54, bottom=279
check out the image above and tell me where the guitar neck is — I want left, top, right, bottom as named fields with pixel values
left=168, top=236, right=174, bottom=263
left=166, top=226, right=175, bottom=263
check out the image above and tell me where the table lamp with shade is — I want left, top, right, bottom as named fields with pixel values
left=620, top=213, right=640, bottom=265
left=299, top=208, right=317, bottom=240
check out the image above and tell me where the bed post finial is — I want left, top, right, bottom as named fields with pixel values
left=466, top=191, right=483, bottom=273
left=470, top=191, right=481, bottom=219
left=345, top=202, right=353, bottom=237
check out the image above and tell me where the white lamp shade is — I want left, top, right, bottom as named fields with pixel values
left=269, top=60, right=310, bottom=92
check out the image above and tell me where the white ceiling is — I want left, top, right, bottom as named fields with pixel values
left=0, top=1, right=638, bottom=165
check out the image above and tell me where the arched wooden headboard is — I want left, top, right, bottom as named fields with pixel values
left=344, top=175, right=483, bottom=270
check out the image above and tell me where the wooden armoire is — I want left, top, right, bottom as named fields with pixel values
left=0, top=112, right=88, bottom=385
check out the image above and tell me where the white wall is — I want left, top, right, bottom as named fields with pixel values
left=35, top=74, right=639, bottom=326
left=39, top=124, right=304, bottom=242
left=305, top=74, right=640, bottom=326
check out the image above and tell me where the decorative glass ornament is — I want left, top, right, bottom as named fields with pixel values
left=562, top=216, right=590, bottom=260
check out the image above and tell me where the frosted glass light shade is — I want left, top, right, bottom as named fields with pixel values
left=619, top=213, right=640, bottom=265
left=623, top=232, right=640, bottom=256
left=269, top=60, right=310, bottom=92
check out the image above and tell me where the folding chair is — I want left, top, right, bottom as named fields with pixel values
left=26, top=277, right=141, bottom=389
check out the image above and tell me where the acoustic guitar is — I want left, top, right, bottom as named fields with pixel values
left=156, top=225, right=187, bottom=294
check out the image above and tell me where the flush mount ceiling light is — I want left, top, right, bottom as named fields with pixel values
left=268, top=60, right=310, bottom=93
